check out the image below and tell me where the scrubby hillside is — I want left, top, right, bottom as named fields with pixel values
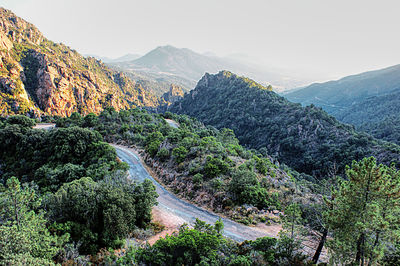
left=170, top=71, right=400, bottom=178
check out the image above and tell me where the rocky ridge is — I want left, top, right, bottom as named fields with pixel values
left=0, top=7, right=158, bottom=117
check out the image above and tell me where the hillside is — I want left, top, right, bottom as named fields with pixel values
left=336, top=89, right=400, bottom=144
left=0, top=8, right=158, bottom=117
left=285, top=64, right=400, bottom=144
left=169, top=71, right=400, bottom=178
left=111, top=45, right=313, bottom=93
left=285, top=64, right=400, bottom=114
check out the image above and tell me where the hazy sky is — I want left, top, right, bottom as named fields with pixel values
left=2, top=0, right=400, bottom=78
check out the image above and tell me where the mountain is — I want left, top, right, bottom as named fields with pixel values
left=285, top=64, right=400, bottom=144
left=285, top=64, right=400, bottom=114
left=111, top=45, right=314, bottom=93
left=169, top=71, right=400, bottom=178
left=336, top=89, right=400, bottom=144
left=0, top=8, right=158, bottom=117
left=85, top=53, right=141, bottom=63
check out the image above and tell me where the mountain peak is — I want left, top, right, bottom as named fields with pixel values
left=199, top=71, right=273, bottom=92
left=0, top=7, right=43, bottom=45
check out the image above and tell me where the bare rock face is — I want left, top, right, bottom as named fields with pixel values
left=160, top=84, right=185, bottom=108
left=0, top=7, right=159, bottom=117
left=0, top=31, right=12, bottom=50
left=0, top=8, right=43, bottom=45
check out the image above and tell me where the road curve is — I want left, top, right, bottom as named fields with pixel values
left=113, top=144, right=276, bottom=242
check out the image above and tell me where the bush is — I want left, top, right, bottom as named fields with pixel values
left=156, top=148, right=170, bottom=161
left=172, top=146, right=188, bottom=164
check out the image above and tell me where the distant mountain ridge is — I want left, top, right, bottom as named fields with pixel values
left=285, top=64, right=400, bottom=144
left=0, top=7, right=157, bottom=117
left=170, top=71, right=400, bottom=178
left=85, top=53, right=141, bottom=63
left=286, top=64, right=400, bottom=113
left=111, top=45, right=314, bottom=93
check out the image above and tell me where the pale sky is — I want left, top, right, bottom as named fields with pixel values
left=1, top=0, right=400, bottom=78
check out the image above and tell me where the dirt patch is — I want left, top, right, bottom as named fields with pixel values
left=147, top=206, right=186, bottom=245
left=253, top=223, right=282, bottom=237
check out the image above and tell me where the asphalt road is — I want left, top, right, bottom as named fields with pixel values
left=32, top=121, right=275, bottom=241
left=113, top=144, right=274, bottom=242
left=33, top=123, right=56, bottom=130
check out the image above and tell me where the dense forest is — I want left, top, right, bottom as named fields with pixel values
left=170, top=71, right=400, bottom=179
left=285, top=64, right=400, bottom=146
left=0, top=115, right=158, bottom=263
left=335, top=89, right=400, bottom=145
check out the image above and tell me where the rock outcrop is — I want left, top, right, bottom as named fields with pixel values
left=158, top=84, right=185, bottom=111
left=0, top=7, right=158, bottom=117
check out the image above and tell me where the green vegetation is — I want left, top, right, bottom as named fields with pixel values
left=57, top=108, right=304, bottom=223
left=0, top=116, right=127, bottom=192
left=285, top=65, right=400, bottom=146
left=104, top=219, right=305, bottom=265
left=47, top=176, right=157, bottom=254
left=0, top=115, right=158, bottom=262
left=170, top=71, right=400, bottom=178
left=325, top=157, right=400, bottom=265
left=0, top=177, right=67, bottom=265
left=335, top=90, right=400, bottom=145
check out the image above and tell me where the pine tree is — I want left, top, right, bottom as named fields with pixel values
left=0, top=177, right=67, bottom=264
left=324, top=157, right=400, bottom=265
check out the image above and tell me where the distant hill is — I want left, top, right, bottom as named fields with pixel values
left=85, top=53, right=141, bottom=63
left=169, top=71, right=400, bottom=178
left=285, top=64, right=400, bottom=144
left=112, top=45, right=314, bottom=93
left=0, top=7, right=157, bottom=117
left=337, top=89, right=400, bottom=144
left=286, top=64, right=400, bottom=113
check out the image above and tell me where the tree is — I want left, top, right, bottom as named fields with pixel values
left=0, top=177, right=67, bottom=264
left=82, top=112, right=98, bottom=128
left=6, top=115, right=36, bottom=128
left=138, top=220, right=224, bottom=265
left=46, top=176, right=157, bottom=254
left=277, top=203, right=305, bottom=263
left=325, top=157, right=400, bottom=265
left=172, top=146, right=188, bottom=164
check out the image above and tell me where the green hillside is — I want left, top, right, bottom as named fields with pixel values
left=170, top=71, right=400, bottom=178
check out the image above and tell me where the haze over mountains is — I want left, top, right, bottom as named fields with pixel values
left=85, top=53, right=141, bottom=63
left=109, top=45, right=316, bottom=92
left=286, top=64, right=400, bottom=144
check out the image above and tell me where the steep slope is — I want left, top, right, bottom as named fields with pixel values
left=337, top=89, right=400, bottom=144
left=170, top=71, right=400, bottom=178
left=285, top=64, right=400, bottom=144
left=159, top=84, right=184, bottom=107
left=0, top=7, right=158, bottom=117
left=285, top=64, right=400, bottom=114
left=112, top=45, right=313, bottom=93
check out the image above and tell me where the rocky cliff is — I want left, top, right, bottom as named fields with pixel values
left=0, top=7, right=158, bottom=117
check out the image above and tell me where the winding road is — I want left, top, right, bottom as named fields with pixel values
left=33, top=123, right=279, bottom=241
left=113, top=144, right=279, bottom=242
